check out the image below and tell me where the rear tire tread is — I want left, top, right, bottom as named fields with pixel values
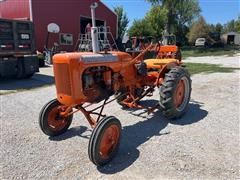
left=159, top=66, right=191, bottom=120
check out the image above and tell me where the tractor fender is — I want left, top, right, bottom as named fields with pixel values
left=156, top=61, right=179, bottom=86
left=159, top=60, right=179, bottom=78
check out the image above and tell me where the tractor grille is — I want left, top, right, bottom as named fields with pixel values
left=54, top=63, right=71, bottom=96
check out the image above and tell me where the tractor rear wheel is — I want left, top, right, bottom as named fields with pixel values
left=88, top=116, right=121, bottom=166
left=39, top=99, right=73, bottom=136
left=159, top=67, right=191, bottom=119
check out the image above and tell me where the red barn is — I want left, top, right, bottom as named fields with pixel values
left=0, top=0, right=117, bottom=52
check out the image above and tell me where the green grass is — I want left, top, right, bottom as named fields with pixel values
left=182, top=47, right=239, bottom=58
left=185, top=62, right=240, bottom=75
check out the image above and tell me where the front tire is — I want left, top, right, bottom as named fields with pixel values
left=88, top=116, right=122, bottom=166
left=39, top=99, right=73, bottom=136
left=159, top=67, right=191, bottom=119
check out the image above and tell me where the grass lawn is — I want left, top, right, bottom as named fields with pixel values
left=185, top=62, right=240, bottom=75
left=182, top=46, right=239, bottom=58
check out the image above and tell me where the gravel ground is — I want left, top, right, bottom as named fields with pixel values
left=1, top=55, right=240, bottom=179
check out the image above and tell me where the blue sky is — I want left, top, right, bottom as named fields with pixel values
left=102, top=0, right=240, bottom=27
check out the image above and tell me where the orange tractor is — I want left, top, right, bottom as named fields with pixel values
left=39, top=2, right=191, bottom=166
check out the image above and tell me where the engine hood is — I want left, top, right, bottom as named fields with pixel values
left=80, top=53, right=118, bottom=63
left=53, top=51, right=132, bottom=64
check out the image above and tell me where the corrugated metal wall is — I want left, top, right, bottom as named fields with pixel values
left=0, top=0, right=30, bottom=20
left=0, top=0, right=117, bottom=52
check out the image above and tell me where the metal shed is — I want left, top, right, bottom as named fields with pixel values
left=221, top=32, right=240, bottom=45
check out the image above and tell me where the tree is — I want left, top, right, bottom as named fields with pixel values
left=188, top=16, right=210, bottom=44
left=208, top=24, right=216, bottom=33
left=235, top=16, right=240, bottom=33
left=175, top=0, right=201, bottom=26
left=215, top=23, right=223, bottom=33
left=127, top=6, right=167, bottom=38
left=227, top=20, right=235, bottom=32
left=145, top=6, right=168, bottom=38
left=145, top=0, right=163, bottom=5
left=223, top=19, right=236, bottom=33
left=128, top=19, right=154, bottom=37
left=146, top=0, right=178, bottom=33
left=209, top=23, right=223, bottom=33
left=222, top=17, right=240, bottom=33
left=146, top=0, right=201, bottom=34
left=173, top=1, right=200, bottom=44
left=113, top=6, right=129, bottom=39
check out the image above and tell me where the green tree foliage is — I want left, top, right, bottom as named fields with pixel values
left=222, top=17, right=240, bottom=33
left=173, top=1, right=200, bottom=44
left=128, top=6, right=167, bottom=38
left=113, top=6, right=129, bottom=39
left=188, top=16, right=210, bottom=44
left=145, top=0, right=163, bottom=5
left=235, top=16, right=240, bottom=33
left=128, top=19, right=154, bottom=37
left=145, top=6, right=168, bottom=38
left=226, top=20, right=235, bottom=32
left=208, top=24, right=215, bottom=33
left=208, top=23, right=223, bottom=33
left=175, top=0, right=201, bottom=26
left=146, top=0, right=200, bottom=34
left=215, top=23, right=223, bottom=33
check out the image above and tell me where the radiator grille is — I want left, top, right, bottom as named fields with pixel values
left=54, top=63, right=71, bottom=96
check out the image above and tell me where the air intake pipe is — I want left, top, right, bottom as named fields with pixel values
left=90, top=2, right=99, bottom=53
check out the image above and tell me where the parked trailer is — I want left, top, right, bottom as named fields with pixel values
left=0, top=18, right=39, bottom=78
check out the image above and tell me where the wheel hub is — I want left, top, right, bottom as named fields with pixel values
left=99, top=125, right=120, bottom=159
left=48, top=107, right=68, bottom=131
left=174, top=79, right=185, bottom=108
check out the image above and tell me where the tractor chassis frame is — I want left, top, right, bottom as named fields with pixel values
left=58, top=87, right=160, bottom=129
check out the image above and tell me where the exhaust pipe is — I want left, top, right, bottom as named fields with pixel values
left=90, top=2, right=99, bottom=53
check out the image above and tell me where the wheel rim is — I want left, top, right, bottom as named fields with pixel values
left=48, top=106, right=68, bottom=131
left=174, top=77, right=190, bottom=112
left=99, top=124, right=120, bottom=160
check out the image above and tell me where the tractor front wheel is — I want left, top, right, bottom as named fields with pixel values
left=159, top=67, right=191, bottom=119
left=88, top=116, right=122, bottom=166
left=39, top=99, right=73, bottom=136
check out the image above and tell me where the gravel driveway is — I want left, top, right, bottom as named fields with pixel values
left=1, top=55, right=239, bottom=179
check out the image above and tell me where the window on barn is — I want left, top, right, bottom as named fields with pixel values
left=59, top=33, right=73, bottom=45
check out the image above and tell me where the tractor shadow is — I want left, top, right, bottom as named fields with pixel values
left=97, top=100, right=208, bottom=174
left=0, top=74, right=54, bottom=91
left=47, top=99, right=208, bottom=173
left=49, top=126, right=91, bottom=141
